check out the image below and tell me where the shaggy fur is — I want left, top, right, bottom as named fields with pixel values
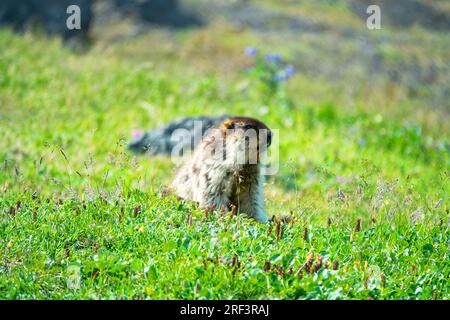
left=170, top=116, right=272, bottom=222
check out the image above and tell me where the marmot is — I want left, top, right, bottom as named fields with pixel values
left=170, top=116, right=272, bottom=222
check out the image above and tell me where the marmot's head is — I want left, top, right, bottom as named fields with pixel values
left=219, top=116, right=272, bottom=166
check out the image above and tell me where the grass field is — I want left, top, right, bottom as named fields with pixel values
left=0, top=4, right=449, bottom=300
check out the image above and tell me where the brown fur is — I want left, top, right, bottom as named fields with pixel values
left=170, top=116, right=272, bottom=222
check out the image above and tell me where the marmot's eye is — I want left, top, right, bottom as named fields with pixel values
left=244, top=124, right=253, bottom=130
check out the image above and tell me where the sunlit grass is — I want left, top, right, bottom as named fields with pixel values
left=0, top=26, right=448, bottom=299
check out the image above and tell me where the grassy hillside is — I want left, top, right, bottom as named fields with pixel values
left=0, top=2, right=449, bottom=299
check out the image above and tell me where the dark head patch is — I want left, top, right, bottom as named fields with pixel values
left=223, top=116, right=271, bottom=132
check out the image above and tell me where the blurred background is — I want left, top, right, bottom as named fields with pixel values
left=1, top=0, right=449, bottom=116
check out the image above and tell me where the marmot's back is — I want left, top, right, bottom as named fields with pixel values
left=127, top=115, right=229, bottom=156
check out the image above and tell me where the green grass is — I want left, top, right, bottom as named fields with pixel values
left=0, top=27, right=449, bottom=299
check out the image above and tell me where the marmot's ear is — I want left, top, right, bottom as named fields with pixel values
left=223, top=119, right=235, bottom=129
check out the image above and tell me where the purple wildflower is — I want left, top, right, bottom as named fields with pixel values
left=131, top=129, right=144, bottom=139
left=336, top=176, right=347, bottom=184
left=244, top=47, right=258, bottom=57
left=265, top=54, right=282, bottom=63
left=274, top=73, right=288, bottom=82
left=274, top=64, right=296, bottom=82
left=284, top=65, right=296, bottom=77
